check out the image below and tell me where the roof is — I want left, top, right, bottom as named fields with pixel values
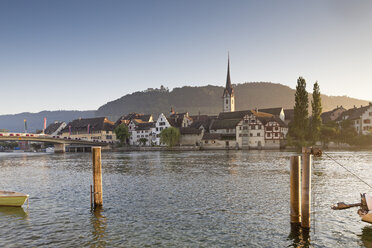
left=258, top=107, right=283, bottom=116
left=251, top=110, right=273, bottom=118
left=336, top=104, right=372, bottom=121
left=62, top=117, right=115, bottom=133
left=179, top=127, right=202, bottom=135
left=44, top=121, right=65, bottom=135
left=115, top=113, right=152, bottom=126
left=136, top=122, right=155, bottom=130
left=218, top=110, right=253, bottom=120
left=210, top=119, right=241, bottom=130
left=256, top=116, right=287, bottom=127
left=321, top=106, right=347, bottom=123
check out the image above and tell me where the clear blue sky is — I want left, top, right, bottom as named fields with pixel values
left=1, top=0, right=371, bottom=115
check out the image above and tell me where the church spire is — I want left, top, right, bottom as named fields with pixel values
left=224, top=53, right=233, bottom=96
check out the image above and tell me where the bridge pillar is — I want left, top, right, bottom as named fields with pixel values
left=54, top=143, right=65, bottom=153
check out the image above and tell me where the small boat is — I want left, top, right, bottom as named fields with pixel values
left=0, top=191, right=29, bottom=207
left=359, top=194, right=372, bottom=223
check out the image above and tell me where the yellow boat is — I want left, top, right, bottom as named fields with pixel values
left=0, top=191, right=29, bottom=207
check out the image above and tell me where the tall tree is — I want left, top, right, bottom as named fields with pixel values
left=311, top=81, right=322, bottom=143
left=292, top=77, right=309, bottom=145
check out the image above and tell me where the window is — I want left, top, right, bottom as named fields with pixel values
left=106, top=135, right=112, bottom=139
left=257, top=133, right=260, bottom=136
left=239, top=134, right=242, bottom=137
left=205, top=140, right=208, bottom=144
left=243, top=126, right=248, bottom=130
left=258, top=125, right=261, bottom=130
left=364, top=119, right=371, bottom=124
left=370, top=112, right=372, bottom=116
left=250, top=133, right=253, bottom=137
left=159, top=122, right=165, bottom=126
left=267, top=133, right=271, bottom=137
left=106, top=131, right=109, bottom=134
left=226, top=99, right=228, bottom=104
left=275, top=133, right=279, bottom=137
left=251, top=125, right=255, bottom=130
left=244, top=120, right=248, bottom=124
left=156, top=127, right=159, bottom=131
left=160, top=127, right=163, bottom=131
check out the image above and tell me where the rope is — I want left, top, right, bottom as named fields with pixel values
left=323, top=152, right=372, bottom=189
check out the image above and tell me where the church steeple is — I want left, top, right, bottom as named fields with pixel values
left=222, top=54, right=235, bottom=112
left=225, top=55, right=233, bottom=95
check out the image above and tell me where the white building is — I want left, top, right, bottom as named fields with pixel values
left=151, top=113, right=172, bottom=145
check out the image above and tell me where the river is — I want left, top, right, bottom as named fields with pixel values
left=1, top=150, right=372, bottom=247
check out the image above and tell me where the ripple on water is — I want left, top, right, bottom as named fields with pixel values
left=1, top=150, right=372, bottom=247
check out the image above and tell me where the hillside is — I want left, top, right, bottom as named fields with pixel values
left=0, top=110, right=95, bottom=132
left=96, top=82, right=370, bottom=120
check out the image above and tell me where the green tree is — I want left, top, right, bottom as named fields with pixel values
left=290, top=77, right=309, bottom=147
left=114, top=124, right=130, bottom=144
left=338, top=120, right=357, bottom=144
left=160, top=127, right=180, bottom=147
left=138, top=138, right=148, bottom=146
left=310, top=81, right=322, bottom=143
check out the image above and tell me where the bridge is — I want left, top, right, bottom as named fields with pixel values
left=0, top=133, right=113, bottom=153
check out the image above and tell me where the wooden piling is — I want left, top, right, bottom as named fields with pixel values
left=92, top=147, right=103, bottom=207
left=290, top=156, right=301, bottom=224
left=301, top=149, right=312, bottom=229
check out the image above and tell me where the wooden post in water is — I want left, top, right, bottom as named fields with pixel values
left=290, top=156, right=301, bottom=224
left=92, top=147, right=103, bottom=207
left=301, top=148, right=312, bottom=229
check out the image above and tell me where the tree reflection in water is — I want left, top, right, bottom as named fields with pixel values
left=288, top=223, right=310, bottom=248
left=360, top=225, right=372, bottom=248
left=90, top=206, right=107, bottom=248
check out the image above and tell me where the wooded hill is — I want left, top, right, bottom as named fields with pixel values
left=0, top=110, right=95, bottom=133
left=97, top=82, right=370, bottom=120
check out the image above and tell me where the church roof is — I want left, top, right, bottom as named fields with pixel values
left=258, top=107, right=283, bottom=116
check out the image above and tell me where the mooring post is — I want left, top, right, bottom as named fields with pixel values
left=301, top=148, right=312, bottom=229
left=290, top=156, right=301, bottom=224
left=92, top=147, right=103, bottom=207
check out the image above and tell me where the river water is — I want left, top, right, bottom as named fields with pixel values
left=1, top=150, right=372, bottom=247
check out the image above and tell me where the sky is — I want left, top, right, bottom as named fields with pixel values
left=1, top=0, right=372, bottom=115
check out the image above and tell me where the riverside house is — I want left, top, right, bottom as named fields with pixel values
left=336, top=103, right=372, bottom=135
left=61, top=117, right=117, bottom=142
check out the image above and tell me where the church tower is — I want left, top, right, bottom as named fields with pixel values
left=223, top=56, right=235, bottom=112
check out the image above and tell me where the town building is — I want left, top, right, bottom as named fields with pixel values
left=115, top=113, right=153, bottom=126
left=61, top=117, right=116, bottom=142
left=321, top=106, right=346, bottom=124
left=336, top=103, right=372, bottom=135
left=151, top=113, right=172, bottom=145
left=44, top=121, right=66, bottom=136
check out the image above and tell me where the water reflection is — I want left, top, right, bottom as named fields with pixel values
left=288, top=224, right=310, bottom=248
left=0, top=207, right=28, bottom=219
left=360, top=226, right=372, bottom=248
left=90, top=206, right=107, bottom=248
